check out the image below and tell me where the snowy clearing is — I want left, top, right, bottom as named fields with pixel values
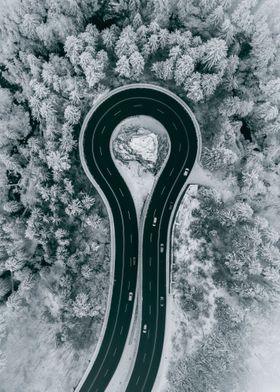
left=111, top=115, right=170, bottom=218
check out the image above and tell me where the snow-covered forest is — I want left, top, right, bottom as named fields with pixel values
left=0, top=0, right=280, bottom=390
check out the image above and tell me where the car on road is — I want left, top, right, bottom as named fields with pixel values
left=152, top=217, right=157, bottom=227
left=132, top=256, right=136, bottom=266
left=128, top=292, right=133, bottom=301
left=142, top=324, right=147, bottom=334
left=183, top=167, right=190, bottom=176
left=169, top=201, right=174, bottom=211
left=160, top=296, right=165, bottom=307
left=160, top=243, right=165, bottom=253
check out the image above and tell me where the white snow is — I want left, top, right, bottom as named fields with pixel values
left=241, top=305, right=280, bottom=392
left=128, top=130, right=158, bottom=163
left=0, top=281, right=97, bottom=392
left=111, top=115, right=170, bottom=218
left=115, top=161, right=154, bottom=219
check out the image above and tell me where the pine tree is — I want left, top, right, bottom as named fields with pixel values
left=174, top=55, right=194, bottom=86
left=64, top=105, right=81, bottom=125
left=115, top=25, right=138, bottom=58
left=115, top=56, right=131, bottom=78
left=129, top=51, right=145, bottom=79
left=64, top=35, right=84, bottom=65
left=201, top=38, right=228, bottom=71
left=184, top=73, right=204, bottom=102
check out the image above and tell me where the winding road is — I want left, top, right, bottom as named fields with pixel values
left=79, top=84, right=200, bottom=392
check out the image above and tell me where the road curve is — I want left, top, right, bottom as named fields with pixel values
left=78, top=84, right=200, bottom=392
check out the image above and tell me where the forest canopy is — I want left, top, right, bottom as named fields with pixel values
left=0, top=0, right=279, bottom=390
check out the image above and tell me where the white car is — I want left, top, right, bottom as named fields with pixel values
left=160, top=296, right=165, bottom=307
left=128, top=292, right=133, bottom=301
left=169, top=201, right=174, bottom=211
left=160, top=243, right=165, bottom=253
left=142, top=324, right=148, bottom=334
left=132, top=256, right=136, bottom=266
left=152, top=217, right=157, bottom=227
left=183, top=168, right=190, bottom=177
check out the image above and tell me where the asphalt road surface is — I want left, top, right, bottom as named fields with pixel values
left=79, top=85, right=199, bottom=392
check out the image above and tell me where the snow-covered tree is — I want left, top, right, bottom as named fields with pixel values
left=115, top=25, right=138, bottom=58
left=201, top=38, right=228, bottom=71
left=174, top=55, right=194, bottom=86
left=115, top=56, right=131, bottom=78
left=129, top=51, right=145, bottom=79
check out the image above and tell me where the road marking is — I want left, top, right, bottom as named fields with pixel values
left=149, top=256, right=152, bottom=267
left=129, top=257, right=132, bottom=267
left=149, top=281, right=152, bottom=292
left=172, top=121, right=178, bottom=130
left=101, top=126, right=106, bottom=134
left=128, top=281, right=131, bottom=290
left=113, top=347, right=117, bottom=357
left=149, top=305, right=152, bottom=315
left=130, top=234, right=133, bottom=243
left=104, top=368, right=109, bottom=377
left=99, top=146, right=103, bottom=156
left=113, top=110, right=121, bottom=116
left=150, top=232, right=153, bottom=243
left=120, top=326, right=123, bottom=335
left=156, top=108, right=164, bottom=114
left=124, top=303, right=128, bottom=313
left=169, top=168, right=174, bottom=177
left=136, top=376, right=141, bottom=385
left=133, top=103, right=143, bottom=107
left=179, top=143, right=182, bottom=152
left=161, top=185, right=166, bottom=195
left=147, top=330, right=150, bottom=339
left=119, top=187, right=124, bottom=197
left=143, top=353, right=147, bottom=363
left=128, top=210, right=131, bottom=220
left=106, top=167, right=112, bottom=176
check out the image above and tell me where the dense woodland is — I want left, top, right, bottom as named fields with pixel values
left=0, top=0, right=279, bottom=390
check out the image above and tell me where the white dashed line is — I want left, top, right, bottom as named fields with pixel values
left=149, top=305, right=152, bottom=315
left=150, top=233, right=153, bottom=243
left=120, top=326, right=123, bottom=335
left=130, top=234, right=133, bottom=243
left=113, top=347, right=117, bottom=357
left=106, top=168, right=112, bottom=176
left=161, top=185, right=166, bottom=195
left=128, top=210, right=131, bottom=220
left=149, top=256, right=152, bottom=267
left=133, top=103, right=143, bottom=107
left=119, top=187, right=124, bottom=197
left=104, top=369, right=109, bottom=377
left=136, top=376, right=141, bottom=385
left=169, top=168, right=174, bottom=177
left=124, top=303, right=128, bottom=313
left=172, top=121, right=178, bottom=130
left=149, top=281, right=152, bottom=292
left=101, top=126, right=106, bottom=134
left=113, top=110, right=121, bottom=116
left=143, top=353, right=147, bottom=363
left=179, top=143, right=182, bottom=152
left=156, top=108, right=164, bottom=114
left=99, top=146, right=103, bottom=156
left=128, top=281, right=131, bottom=290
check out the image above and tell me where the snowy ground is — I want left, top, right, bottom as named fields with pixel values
left=0, top=282, right=99, bottom=392
left=111, top=115, right=170, bottom=218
